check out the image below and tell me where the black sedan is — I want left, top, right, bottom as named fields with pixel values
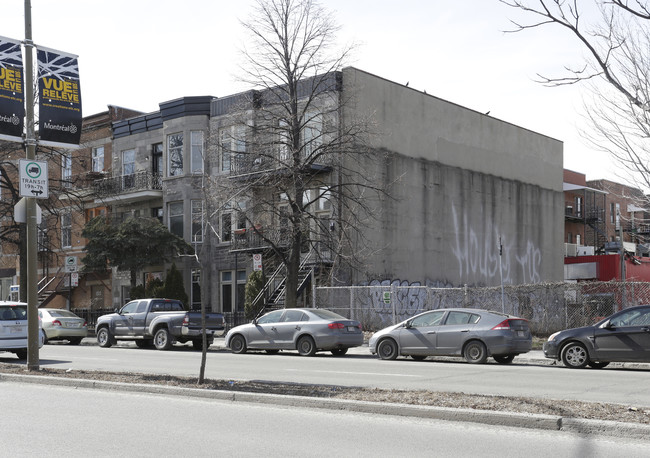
left=543, top=305, right=650, bottom=368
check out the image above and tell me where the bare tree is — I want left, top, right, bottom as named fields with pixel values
left=502, top=0, right=650, bottom=192
left=208, top=0, right=389, bottom=310
left=0, top=139, right=94, bottom=300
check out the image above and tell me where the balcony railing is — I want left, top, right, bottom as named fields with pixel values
left=231, top=226, right=291, bottom=251
left=92, top=171, right=162, bottom=198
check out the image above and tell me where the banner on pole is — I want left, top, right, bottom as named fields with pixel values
left=0, top=36, right=25, bottom=143
left=37, top=46, right=82, bottom=147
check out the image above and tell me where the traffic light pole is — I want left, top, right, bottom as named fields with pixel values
left=24, top=0, right=40, bottom=371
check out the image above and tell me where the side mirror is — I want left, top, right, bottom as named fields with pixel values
left=252, top=318, right=258, bottom=325
left=603, top=320, right=613, bottom=329
left=404, top=321, right=412, bottom=329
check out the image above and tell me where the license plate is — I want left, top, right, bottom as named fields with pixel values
left=517, top=330, right=525, bottom=337
left=65, top=322, right=80, bottom=328
left=10, top=326, right=24, bottom=333
left=347, top=326, right=356, bottom=332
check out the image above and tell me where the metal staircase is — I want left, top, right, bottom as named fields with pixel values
left=252, top=250, right=318, bottom=318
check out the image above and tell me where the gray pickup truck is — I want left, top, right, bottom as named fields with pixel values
left=95, top=298, right=225, bottom=351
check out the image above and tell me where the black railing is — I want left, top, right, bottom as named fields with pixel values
left=92, top=171, right=162, bottom=198
left=231, top=227, right=291, bottom=251
left=71, top=308, right=114, bottom=333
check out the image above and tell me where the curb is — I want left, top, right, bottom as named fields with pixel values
left=3, top=372, right=650, bottom=440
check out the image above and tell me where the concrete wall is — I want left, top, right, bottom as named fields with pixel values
left=342, top=68, right=564, bottom=286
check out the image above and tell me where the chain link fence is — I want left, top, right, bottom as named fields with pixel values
left=314, top=281, right=650, bottom=335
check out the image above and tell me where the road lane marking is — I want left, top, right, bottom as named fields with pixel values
left=285, top=369, right=420, bottom=377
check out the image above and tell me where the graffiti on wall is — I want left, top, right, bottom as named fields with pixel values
left=450, top=202, right=541, bottom=285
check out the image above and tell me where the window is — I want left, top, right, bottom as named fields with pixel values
left=220, top=212, right=232, bottom=242
left=168, top=201, right=184, bottom=238
left=61, top=212, right=72, bottom=248
left=220, top=269, right=246, bottom=313
left=191, top=269, right=201, bottom=311
left=152, top=143, right=163, bottom=175
left=191, top=200, right=203, bottom=243
left=190, top=131, right=204, bottom=174
left=610, top=203, right=615, bottom=224
left=220, top=126, right=246, bottom=172
left=281, top=310, right=307, bottom=322
left=92, top=146, right=104, bottom=173
left=152, top=207, right=163, bottom=223
left=567, top=232, right=573, bottom=243
left=277, top=119, right=290, bottom=162
left=445, top=311, right=480, bottom=325
left=257, top=309, right=284, bottom=324
left=576, top=234, right=581, bottom=245
left=122, top=149, right=135, bottom=189
left=303, top=111, right=322, bottom=156
left=575, top=196, right=582, bottom=217
left=410, top=311, right=445, bottom=327
left=62, top=153, right=72, bottom=188
left=167, top=133, right=184, bottom=176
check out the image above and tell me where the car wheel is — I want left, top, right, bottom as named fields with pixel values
left=265, top=349, right=280, bottom=354
left=411, top=355, right=427, bottom=361
left=377, top=338, right=399, bottom=360
left=588, top=361, right=610, bottom=369
left=135, top=339, right=152, bottom=349
left=493, top=354, right=515, bottom=364
left=230, top=334, right=247, bottom=354
left=297, top=335, right=317, bottom=356
left=561, top=342, right=589, bottom=369
left=96, top=327, right=114, bottom=348
left=331, top=348, right=348, bottom=356
left=153, top=328, right=173, bottom=350
left=15, top=349, right=27, bottom=360
left=463, top=341, right=488, bottom=364
left=68, top=337, right=82, bottom=345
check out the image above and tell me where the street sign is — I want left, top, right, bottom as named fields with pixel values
left=383, top=292, right=391, bottom=304
left=64, top=256, right=77, bottom=273
left=253, top=253, right=262, bottom=271
left=70, top=272, right=79, bottom=287
left=14, top=197, right=42, bottom=224
left=19, top=159, right=48, bottom=198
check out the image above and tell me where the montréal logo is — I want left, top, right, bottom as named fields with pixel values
left=0, top=114, right=20, bottom=125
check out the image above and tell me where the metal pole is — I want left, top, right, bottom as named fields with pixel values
left=24, top=0, right=39, bottom=370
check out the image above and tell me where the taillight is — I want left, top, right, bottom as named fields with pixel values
left=358, top=323, right=363, bottom=331
left=491, top=319, right=511, bottom=330
left=83, top=321, right=88, bottom=327
left=182, top=314, right=189, bottom=325
left=52, top=319, right=62, bottom=327
left=328, top=322, right=345, bottom=329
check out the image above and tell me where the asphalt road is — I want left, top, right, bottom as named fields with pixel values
left=5, top=381, right=650, bottom=457
left=4, top=339, right=649, bottom=408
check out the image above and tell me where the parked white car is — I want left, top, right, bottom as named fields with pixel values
left=0, top=301, right=44, bottom=359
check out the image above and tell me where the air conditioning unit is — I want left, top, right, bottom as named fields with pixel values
left=565, top=243, right=578, bottom=257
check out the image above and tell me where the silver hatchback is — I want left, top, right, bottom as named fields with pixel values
left=369, top=308, right=531, bottom=364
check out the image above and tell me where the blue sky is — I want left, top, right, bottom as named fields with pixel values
left=3, top=0, right=615, bottom=182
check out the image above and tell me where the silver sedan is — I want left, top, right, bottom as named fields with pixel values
left=225, top=308, right=363, bottom=356
left=368, top=308, right=532, bottom=364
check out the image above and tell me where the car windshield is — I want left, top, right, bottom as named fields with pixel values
left=310, top=309, right=348, bottom=320
left=0, top=305, right=27, bottom=321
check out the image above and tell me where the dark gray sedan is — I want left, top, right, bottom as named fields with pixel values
left=368, top=308, right=531, bottom=364
left=543, top=304, right=650, bottom=369
left=225, top=308, right=363, bottom=356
